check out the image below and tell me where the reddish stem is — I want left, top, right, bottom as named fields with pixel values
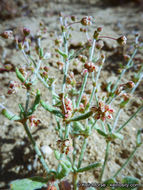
left=66, top=21, right=81, bottom=28
left=99, top=36, right=117, bottom=41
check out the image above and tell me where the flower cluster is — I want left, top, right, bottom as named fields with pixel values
left=66, top=72, right=76, bottom=87
left=91, top=101, right=114, bottom=121
left=29, top=115, right=41, bottom=128
left=7, top=81, right=20, bottom=94
left=64, top=97, right=73, bottom=118
left=80, top=16, right=93, bottom=26
left=78, top=94, right=89, bottom=112
left=57, top=138, right=73, bottom=155
left=115, top=81, right=135, bottom=95
left=84, top=61, right=98, bottom=73
left=56, top=61, right=64, bottom=70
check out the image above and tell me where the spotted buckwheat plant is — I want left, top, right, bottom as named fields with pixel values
left=0, top=14, right=143, bottom=190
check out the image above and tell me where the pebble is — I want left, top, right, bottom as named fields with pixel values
left=41, top=145, right=53, bottom=158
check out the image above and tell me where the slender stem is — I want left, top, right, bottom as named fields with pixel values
left=52, top=85, right=63, bottom=140
left=99, top=36, right=117, bottom=41
left=62, top=61, right=69, bottom=93
left=106, top=48, right=138, bottom=104
left=89, top=39, right=96, bottom=61
left=64, top=123, right=70, bottom=139
left=23, top=122, right=49, bottom=173
left=99, top=141, right=111, bottom=182
left=22, top=49, right=31, bottom=65
left=31, top=59, right=41, bottom=83
left=101, top=121, right=106, bottom=134
left=76, top=39, right=95, bottom=108
left=77, top=138, right=88, bottom=169
left=113, top=146, right=138, bottom=178
left=88, top=64, right=102, bottom=109
left=112, top=108, right=122, bottom=132
left=112, top=48, right=138, bottom=93
left=66, top=21, right=80, bottom=28
left=76, top=72, right=88, bottom=108
left=25, top=90, right=30, bottom=113
left=131, top=73, right=143, bottom=94
left=117, top=105, right=143, bottom=132
left=73, top=172, right=78, bottom=190
left=72, top=137, right=76, bottom=167
left=91, top=120, right=97, bottom=130
left=89, top=87, right=96, bottom=106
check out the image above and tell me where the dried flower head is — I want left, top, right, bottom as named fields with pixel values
left=117, top=36, right=127, bottom=45
left=91, top=101, right=114, bottom=121
left=0, top=30, right=13, bottom=39
left=80, top=16, right=92, bottom=26
left=84, top=62, right=99, bottom=73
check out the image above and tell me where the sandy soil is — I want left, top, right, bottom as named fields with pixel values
left=0, top=0, right=143, bottom=189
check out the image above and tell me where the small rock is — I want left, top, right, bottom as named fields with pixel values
left=41, top=145, right=53, bottom=158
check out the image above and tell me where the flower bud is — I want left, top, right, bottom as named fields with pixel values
left=125, top=81, right=135, bottom=88
left=117, top=36, right=127, bottom=45
left=93, top=31, right=99, bottom=40
left=80, top=16, right=92, bottom=26
left=71, top=15, right=76, bottom=21
left=61, top=25, right=65, bottom=32
left=86, top=40, right=92, bottom=48
left=81, top=17, right=88, bottom=26
left=97, top=27, right=103, bottom=32
left=44, top=66, right=49, bottom=72
left=95, top=41, right=104, bottom=50
left=124, top=54, right=130, bottom=61
left=23, top=27, right=30, bottom=36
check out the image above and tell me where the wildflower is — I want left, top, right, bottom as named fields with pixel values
left=29, top=115, right=41, bottom=128
left=91, top=101, right=114, bottom=121
left=64, top=97, right=73, bottom=118
left=125, top=81, right=135, bottom=89
left=81, top=94, right=88, bottom=107
left=79, top=103, right=85, bottom=113
left=120, top=93, right=130, bottom=108
left=19, top=67, right=28, bottom=77
left=117, top=36, right=127, bottom=45
left=95, top=40, right=104, bottom=50
left=115, top=81, right=135, bottom=96
left=57, top=138, right=73, bottom=155
left=56, top=61, right=64, bottom=70
left=55, top=38, right=63, bottom=46
left=78, top=55, right=87, bottom=63
left=7, top=81, right=20, bottom=94
left=84, top=62, right=98, bottom=73
left=71, top=15, right=76, bottom=21
left=23, top=27, right=30, bottom=36
left=80, top=16, right=92, bottom=26
left=43, top=66, right=49, bottom=72
left=66, top=72, right=76, bottom=86
left=97, top=27, right=103, bottom=32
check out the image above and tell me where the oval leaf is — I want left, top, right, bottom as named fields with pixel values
left=10, top=177, right=47, bottom=190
